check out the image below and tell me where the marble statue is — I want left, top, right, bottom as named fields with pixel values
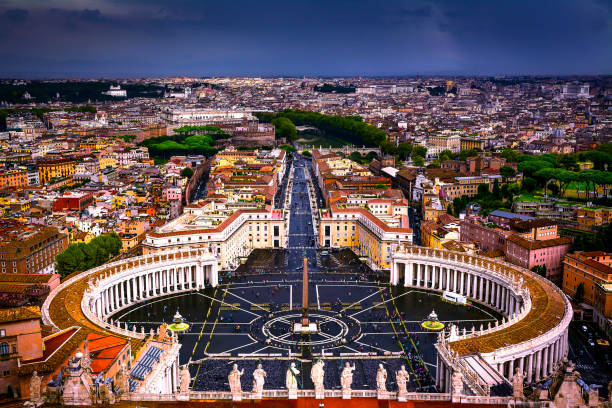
left=340, top=362, right=355, bottom=399
left=29, top=371, right=42, bottom=403
left=252, top=363, right=267, bottom=397
left=376, top=364, right=387, bottom=398
left=286, top=362, right=300, bottom=399
left=99, top=383, right=115, bottom=405
left=310, top=360, right=325, bottom=399
left=179, top=365, right=191, bottom=394
left=396, top=365, right=409, bottom=401
left=511, top=367, right=524, bottom=400
left=340, top=362, right=355, bottom=391
left=228, top=364, right=244, bottom=401
left=451, top=371, right=464, bottom=402
left=116, top=364, right=130, bottom=396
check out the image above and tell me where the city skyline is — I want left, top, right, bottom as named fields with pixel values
left=1, top=0, right=611, bottom=78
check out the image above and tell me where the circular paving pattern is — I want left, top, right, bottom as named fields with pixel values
left=250, top=310, right=361, bottom=352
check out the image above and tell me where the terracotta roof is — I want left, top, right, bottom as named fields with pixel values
left=0, top=305, right=42, bottom=323
left=506, top=234, right=572, bottom=250
left=21, top=327, right=79, bottom=365
left=0, top=274, right=59, bottom=284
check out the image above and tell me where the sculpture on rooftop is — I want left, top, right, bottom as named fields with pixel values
left=179, top=365, right=191, bottom=394
left=116, top=364, right=130, bottom=396
left=228, top=364, right=244, bottom=401
left=252, top=363, right=267, bottom=398
left=286, top=362, right=300, bottom=399
left=376, top=364, right=387, bottom=399
left=28, top=370, right=43, bottom=406
left=340, top=362, right=355, bottom=399
left=310, top=360, right=325, bottom=399
left=511, top=367, right=524, bottom=400
left=396, top=365, right=409, bottom=402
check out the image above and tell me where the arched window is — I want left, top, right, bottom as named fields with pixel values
left=0, top=342, right=9, bottom=355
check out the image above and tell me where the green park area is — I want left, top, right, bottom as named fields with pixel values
left=138, top=125, right=230, bottom=159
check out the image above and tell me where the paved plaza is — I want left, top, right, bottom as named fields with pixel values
left=114, top=157, right=500, bottom=393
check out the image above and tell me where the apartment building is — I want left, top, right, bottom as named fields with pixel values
left=37, top=158, right=75, bottom=184
left=0, top=170, right=29, bottom=189
left=562, top=252, right=612, bottom=335
left=0, top=222, right=69, bottom=274
left=0, top=307, right=43, bottom=396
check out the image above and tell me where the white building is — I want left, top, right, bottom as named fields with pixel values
left=103, top=85, right=127, bottom=97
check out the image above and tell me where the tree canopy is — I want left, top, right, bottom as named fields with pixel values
left=55, top=232, right=122, bottom=278
left=272, top=117, right=297, bottom=141
left=255, top=110, right=388, bottom=147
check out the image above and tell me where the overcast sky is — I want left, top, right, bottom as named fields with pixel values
left=0, top=0, right=610, bottom=78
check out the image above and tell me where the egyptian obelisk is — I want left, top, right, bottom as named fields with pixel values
left=301, top=255, right=309, bottom=326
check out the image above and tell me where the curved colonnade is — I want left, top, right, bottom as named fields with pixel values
left=43, top=249, right=218, bottom=341
left=391, top=245, right=572, bottom=395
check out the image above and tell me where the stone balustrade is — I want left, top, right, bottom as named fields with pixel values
left=43, top=248, right=219, bottom=339
left=391, top=245, right=572, bottom=393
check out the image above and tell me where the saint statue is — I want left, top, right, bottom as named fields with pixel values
left=451, top=371, right=464, bottom=396
left=310, top=360, right=325, bottom=396
left=396, top=365, right=409, bottom=395
left=286, top=362, right=300, bottom=393
left=228, top=364, right=244, bottom=394
left=29, top=371, right=42, bottom=402
left=179, top=365, right=191, bottom=394
left=116, top=364, right=130, bottom=395
left=340, top=362, right=355, bottom=391
left=252, top=363, right=267, bottom=396
left=511, top=367, right=524, bottom=400
left=376, top=364, right=387, bottom=393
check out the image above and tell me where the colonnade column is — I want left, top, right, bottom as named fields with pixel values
left=526, top=353, right=534, bottom=383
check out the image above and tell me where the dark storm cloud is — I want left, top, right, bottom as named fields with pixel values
left=0, top=0, right=610, bottom=77
left=4, top=8, right=28, bottom=22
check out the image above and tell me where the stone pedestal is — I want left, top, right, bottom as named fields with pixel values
left=288, top=389, right=298, bottom=400
left=397, top=391, right=407, bottom=402
left=315, top=387, right=324, bottom=399
left=342, top=389, right=351, bottom=399
left=176, top=394, right=190, bottom=401
left=377, top=391, right=388, bottom=400
left=232, top=391, right=242, bottom=402
left=23, top=399, right=43, bottom=408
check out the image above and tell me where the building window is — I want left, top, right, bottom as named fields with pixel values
left=0, top=342, right=9, bottom=355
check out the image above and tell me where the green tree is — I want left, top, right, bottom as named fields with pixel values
left=458, top=149, right=479, bottom=161
left=500, top=148, right=519, bottom=163
left=380, top=140, right=397, bottom=155
left=559, top=154, right=579, bottom=171
left=301, top=150, right=312, bottom=157
left=521, top=177, right=537, bottom=193
left=531, top=264, right=547, bottom=277
left=492, top=179, right=501, bottom=199
left=349, top=151, right=363, bottom=163
left=477, top=183, right=490, bottom=198
left=271, top=117, right=297, bottom=141
left=439, top=149, right=455, bottom=162
left=279, top=144, right=297, bottom=154
left=413, top=155, right=425, bottom=167
left=55, top=233, right=122, bottom=278
left=499, top=165, right=516, bottom=181
left=397, top=143, right=413, bottom=160
left=181, top=167, right=194, bottom=179
left=413, top=145, right=427, bottom=158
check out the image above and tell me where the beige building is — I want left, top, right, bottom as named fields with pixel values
left=319, top=200, right=412, bottom=270
left=143, top=200, right=286, bottom=270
